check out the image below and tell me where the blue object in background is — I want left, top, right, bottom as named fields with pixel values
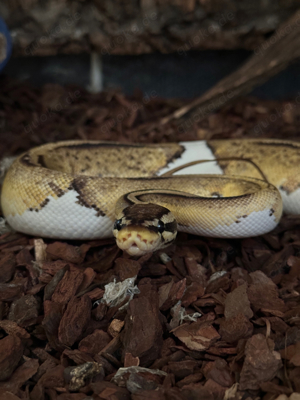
left=0, top=17, right=12, bottom=72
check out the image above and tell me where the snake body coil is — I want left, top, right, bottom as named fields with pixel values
left=1, top=139, right=299, bottom=255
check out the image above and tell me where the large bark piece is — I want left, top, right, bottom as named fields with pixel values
left=1, top=0, right=300, bottom=56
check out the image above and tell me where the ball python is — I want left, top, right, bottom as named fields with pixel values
left=1, top=139, right=299, bottom=256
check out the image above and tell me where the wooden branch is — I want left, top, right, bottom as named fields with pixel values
left=152, top=10, right=300, bottom=133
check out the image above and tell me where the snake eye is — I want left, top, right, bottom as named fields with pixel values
left=157, top=220, right=165, bottom=233
left=114, top=219, right=123, bottom=231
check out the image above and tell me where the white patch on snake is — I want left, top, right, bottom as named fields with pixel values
left=279, top=187, right=300, bottom=214
left=5, top=191, right=113, bottom=240
left=158, top=141, right=223, bottom=176
left=179, top=208, right=278, bottom=238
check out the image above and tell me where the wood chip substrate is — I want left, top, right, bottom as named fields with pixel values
left=0, top=77, right=300, bottom=399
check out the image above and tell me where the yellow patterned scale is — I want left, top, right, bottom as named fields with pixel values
left=1, top=139, right=298, bottom=256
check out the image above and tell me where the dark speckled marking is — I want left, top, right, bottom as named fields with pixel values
left=69, top=178, right=106, bottom=217
left=148, top=220, right=177, bottom=234
left=123, top=202, right=169, bottom=223
left=48, top=182, right=65, bottom=197
left=40, top=198, right=50, bottom=208
left=253, top=141, right=300, bottom=150
left=57, top=142, right=145, bottom=150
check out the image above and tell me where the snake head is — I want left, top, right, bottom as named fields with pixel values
left=113, top=203, right=177, bottom=256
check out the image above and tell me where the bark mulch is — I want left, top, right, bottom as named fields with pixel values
left=0, top=77, right=300, bottom=400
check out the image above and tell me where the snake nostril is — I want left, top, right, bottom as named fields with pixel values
left=137, top=234, right=142, bottom=240
left=127, top=233, right=132, bottom=238
left=143, top=239, right=147, bottom=243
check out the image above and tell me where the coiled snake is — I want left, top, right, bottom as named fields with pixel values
left=1, top=139, right=299, bottom=256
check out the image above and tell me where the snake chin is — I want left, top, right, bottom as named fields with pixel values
left=113, top=225, right=162, bottom=256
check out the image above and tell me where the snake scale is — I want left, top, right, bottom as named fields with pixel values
left=1, top=139, right=299, bottom=256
